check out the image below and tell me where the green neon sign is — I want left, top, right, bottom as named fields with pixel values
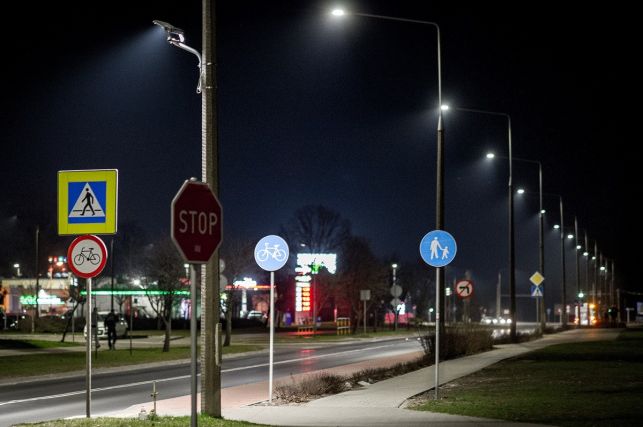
left=79, top=290, right=190, bottom=296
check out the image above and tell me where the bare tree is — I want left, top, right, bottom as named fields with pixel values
left=144, top=238, right=185, bottom=352
left=336, top=236, right=388, bottom=332
left=282, top=205, right=351, bottom=253
left=220, top=239, right=258, bottom=346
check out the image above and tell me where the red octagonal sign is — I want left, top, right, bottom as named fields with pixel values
left=171, top=180, right=223, bottom=264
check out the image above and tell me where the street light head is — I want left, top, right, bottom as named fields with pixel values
left=540, top=209, right=546, bottom=214
left=391, top=263, right=398, bottom=269
left=486, top=152, right=495, bottom=159
left=553, top=224, right=560, bottom=229
left=583, top=251, right=589, bottom=256
left=567, top=234, right=574, bottom=239
left=331, top=9, right=346, bottom=17
left=576, top=245, right=582, bottom=250
left=153, top=19, right=185, bottom=43
left=440, top=104, right=450, bottom=111
left=516, top=188, right=525, bottom=195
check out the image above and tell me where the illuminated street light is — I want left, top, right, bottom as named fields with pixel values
left=154, top=8, right=221, bottom=418
left=516, top=188, right=525, bottom=195
left=331, top=7, right=446, bottom=398
left=567, top=234, right=574, bottom=239
left=447, top=107, right=517, bottom=340
left=553, top=224, right=560, bottom=229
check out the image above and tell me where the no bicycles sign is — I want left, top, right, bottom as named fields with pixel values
left=67, top=234, right=108, bottom=278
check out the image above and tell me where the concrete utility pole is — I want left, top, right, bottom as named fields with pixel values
left=201, top=0, right=221, bottom=417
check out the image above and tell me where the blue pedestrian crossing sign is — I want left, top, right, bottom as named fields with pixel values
left=58, top=169, right=118, bottom=235
left=531, top=285, right=543, bottom=297
left=419, top=230, right=457, bottom=267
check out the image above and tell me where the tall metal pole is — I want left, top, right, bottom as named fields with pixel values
left=538, top=163, right=545, bottom=332
left=190, top=265, right=198, bottom=427
left=559, top=197, right=567, bottom=327
left=585, top=231, right=590, bottom=325
left=611, top=260, right=615, bottom=309
left=594, top=240, right=601, bottom=320
left=201, top=0, right=221, bottom=416
left=574, top=217, right=580, bottom=325
left=110, top=238, right=115, bottom=312
left=86, top=277, right=92, bottom=417
left=338, top=10, right=444, bottom=398
left=507, top=118, right=516, bottom=340
left=269, top=271, right=275, bottom=403
left=35, top=225, right=40, bottom=324
left=454, top=109, right=514, bottom=340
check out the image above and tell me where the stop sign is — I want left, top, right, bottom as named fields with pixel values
left=171, top=180, right=223, bottom=263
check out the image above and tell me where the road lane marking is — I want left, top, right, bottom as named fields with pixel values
left=0, top=340, right=419, bottom=406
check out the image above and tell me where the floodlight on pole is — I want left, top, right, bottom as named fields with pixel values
left=154, top=4, right=221, bottom=418
left=153, top=20, right=203, bottom=93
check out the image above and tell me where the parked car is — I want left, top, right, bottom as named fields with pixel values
left=83, top=311, right=128, bottom=339
left=246, top=310, right=267, bottom=322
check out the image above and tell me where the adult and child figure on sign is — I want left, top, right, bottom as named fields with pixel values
left=105, top=309, right=118, bottom=350
left=430, top=236, right=450, bottom=260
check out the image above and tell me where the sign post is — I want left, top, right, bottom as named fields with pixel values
left=455, top=280, right=474, bottom=299
left=360, top=290, right=371, bottom=334
left=58, top=169, right=118, bottom=236
left=171, top=179, right=222, bottom=427
left=254, top=235, right=289, bottom=404
left=67, top=234, right=108, bottom=418
left=420, top=230, right=457, bottom=400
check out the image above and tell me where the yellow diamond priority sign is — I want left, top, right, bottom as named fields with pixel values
left=529, top=271, right=545, bottom=286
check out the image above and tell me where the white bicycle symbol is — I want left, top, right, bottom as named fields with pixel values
left=256, top=243, right=287, bottom=262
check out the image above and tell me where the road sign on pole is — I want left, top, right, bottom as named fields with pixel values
left=419, top=230, right=458, bottom=267
left=530, top=271, right=545, bottom=286
left=58, top=169, right=118, bottom=235
left=455, top=280, right=474, bottom=299
left=171, top=180, right=223, bottom=264
left=67, top=235, right=108, bottom=279
left=254, top=235, right=289, bottom=404
left=531, top=285, right=543, bottom=297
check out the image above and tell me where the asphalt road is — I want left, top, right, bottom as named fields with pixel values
left=0, top=337, right=422, bottom=426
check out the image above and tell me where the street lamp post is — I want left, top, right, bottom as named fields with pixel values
left=549, top=195, right=568, bottom=327
left=331, top=6, right=445, bottom=328
left=153, top=2, right=221, bottom=418
left=391, top=263, right=398, bottom=331
left=559, top=196, right=567, bottom=327
left=331, top=8, right=446, bottom=398
left=447, top=107, right=516, bottom=341
left=574, top=217, right=581, bottom=325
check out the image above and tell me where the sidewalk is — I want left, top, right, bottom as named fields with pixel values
left=105, top=328, right=622, bottom=426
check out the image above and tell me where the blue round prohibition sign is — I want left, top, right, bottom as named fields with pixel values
left=254, top=235, right=289, bottom=271
left=420, top=230, right=457, bottom=267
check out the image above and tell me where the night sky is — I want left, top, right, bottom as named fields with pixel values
left=2, top=1, right=638, bottom=315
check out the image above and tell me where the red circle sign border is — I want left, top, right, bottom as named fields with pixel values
left=67, top=234, right=108, bottom=279
left=455, top=280, right=474, bottom=299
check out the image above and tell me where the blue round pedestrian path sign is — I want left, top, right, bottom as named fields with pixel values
left=254, top=235, right=289, bottom=271
left=419, top=230, right=457, bottom=267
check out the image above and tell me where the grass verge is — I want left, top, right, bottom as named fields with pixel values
left=0, top=339, right=83, bottom=349
left=1, top=344, right=263, bottom=379
left=411, top=329, right=643, bottom=427
left=15, top=414, right=265, bottom=426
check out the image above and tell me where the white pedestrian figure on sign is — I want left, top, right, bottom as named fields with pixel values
left=430, top=237, right=443, bottom=259
left=441, top=245, right=450, bottom=260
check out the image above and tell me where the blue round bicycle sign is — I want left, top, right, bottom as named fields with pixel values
left=254, top=235, right=289, bottom=271
left=420, top=230, right=457, bottom=267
